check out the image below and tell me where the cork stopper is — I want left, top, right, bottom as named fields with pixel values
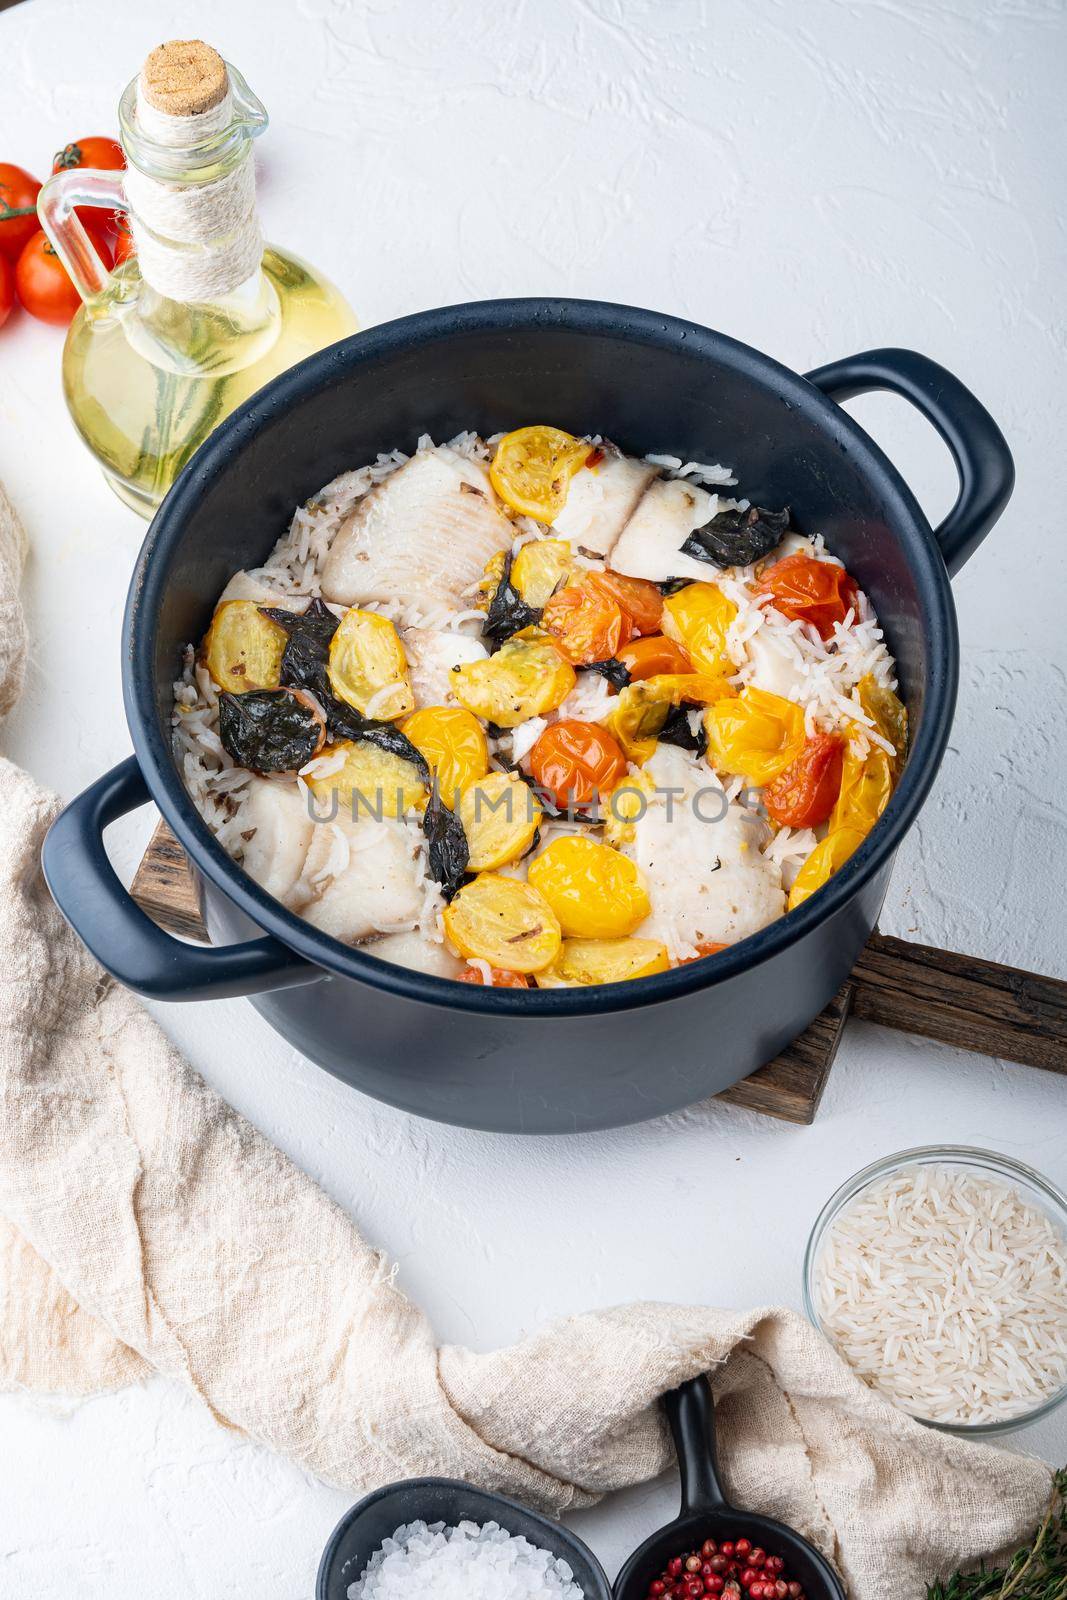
left=140, top=40, right=229, bottom=118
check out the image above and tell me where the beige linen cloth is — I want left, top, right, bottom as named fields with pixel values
left=0, top=483, right=1053, bottom=1594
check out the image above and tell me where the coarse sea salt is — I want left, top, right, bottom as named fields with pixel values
left=348, top=1520, right=585, bottom=1599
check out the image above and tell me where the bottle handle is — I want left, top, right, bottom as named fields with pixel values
left=37, top=167, right=125, bottom=306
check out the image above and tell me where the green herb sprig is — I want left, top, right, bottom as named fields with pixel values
left=927, top=1469, right=1067, bottom=1600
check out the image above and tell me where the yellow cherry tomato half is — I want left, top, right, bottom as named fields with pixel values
left=451, top=637, right=576, bottom=726
left=704, top=686, right=806, bottom=786
left=511, top=537, right=577, bottom=607
left=661, top=582, right=738, bottom=676
left=489, top=426, right=591, bottom=521
left=787, top=827, right=866, bottom=911
left=328, top=608, right=413, bottom=721
left=830, top=745, right=893, bottom=838
left=306, top=739, right=426, bottom=819
left=534, top=937, right=670, bottom=988
left=459, top=770, right=542, bottom=870
left=527, top=836, right=651, bottom=938
left=203, top=600, right=286, bottom=694
left=400, top=706, right=488, bottom=805
left=443, top=873, right=562, bottom=973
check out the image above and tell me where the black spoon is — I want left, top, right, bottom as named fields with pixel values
left=317, top=1475, right=612, bottom=1599
left=613, top=1378, right=846, bottom=1600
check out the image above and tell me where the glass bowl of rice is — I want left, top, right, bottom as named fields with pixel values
left=803, top=1145, right=1067, bottom=1435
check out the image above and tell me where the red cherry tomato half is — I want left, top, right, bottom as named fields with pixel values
left=0, top=251, right=14, bottom=327
left=760, top=552, right=860, bottom=641
left=586, top=570, right=664, bottom=636
left=763, top=733, right=844, bottom=828
left=617, top=634, right=693, bottom=680
left=0, top=163, right=42, bottom=260
left=528, top=718, right=628, bottom=811
left=457, top=965, right=531, bottom=988
left=16, top=229, right=111, bottom=325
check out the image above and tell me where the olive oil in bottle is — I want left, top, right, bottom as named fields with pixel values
left=39, top=40, right=357, bottom=516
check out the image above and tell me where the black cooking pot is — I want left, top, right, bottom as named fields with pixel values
left=42, top=300, right=1013, bottom=1134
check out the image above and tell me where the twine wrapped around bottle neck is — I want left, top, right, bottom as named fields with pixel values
left=123, top=40, right=264, bottom=304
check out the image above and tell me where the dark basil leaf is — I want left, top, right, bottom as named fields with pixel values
left=261, top=598, right=338, bottom=699
left=657, top=704, right=708, bottom=758
left=218, top=689, right=324, bottom=772
left=422, top=786, right=469, bottom=901
left=483, top=550, right=542, bottom=648
left=585, top=657, right=630, bottom=689
left=657, top=577, right=695, bottom=596
left=681, top=504, right=790, bottom=569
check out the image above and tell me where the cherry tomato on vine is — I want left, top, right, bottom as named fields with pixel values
left=112, top=212, right=136, bottom=265
left=759, top=552, right=860, bottom=641
left=0, top=252, right=15, bottom=327
left=763, top=732, right=845, bottom=828
left=528, top=718, right=628, bottom=810
left=16, top=229, right=111, bottom=325
left=0, top=163, right=42, bottom=260
left=53, top=136, right=125, bottom=244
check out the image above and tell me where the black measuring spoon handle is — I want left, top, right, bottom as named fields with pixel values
left=665, top=1376, right=730, bottom=1516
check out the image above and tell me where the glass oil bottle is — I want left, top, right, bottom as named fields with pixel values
left=38, top=39, right=357, bottom=515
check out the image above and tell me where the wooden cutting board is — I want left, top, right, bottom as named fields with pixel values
left=131, top=820, right=1067, bottom=1125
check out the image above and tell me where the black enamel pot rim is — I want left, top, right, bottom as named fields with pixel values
left=316, top=1475, right=613, bottom=1599
left=124, top=296, right=958, bottom=1017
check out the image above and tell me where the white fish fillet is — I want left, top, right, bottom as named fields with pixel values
left=609, top=477, right=719, bottom=583
left=321, top=446, right=511, bottom=612
left=401, top=626, right=488, bottom=708
left=551, top=447, right=658, bottom=558
left=239, top=779, right=317, bottom=910
left=301, top=816, right=423, bottom=942
left=743, top=628, right=808, bottom=700
left=626, top=746, right=784, bottom=951
left=363, top=930, right=465, bottom=978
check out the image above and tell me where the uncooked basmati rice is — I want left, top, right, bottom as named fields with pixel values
left=348, top=1520, right=584, bottom=1599
left=812, top=1163, right=1067, bottom=1426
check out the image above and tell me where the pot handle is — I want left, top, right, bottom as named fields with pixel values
left=42, top=757, right=323, bottom=1002
left=665, top=1376, right=729, bottom=1517
left=804, top=347, right=1014, bottom=576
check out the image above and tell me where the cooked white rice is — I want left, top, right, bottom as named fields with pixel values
left=813, top=1163, right=1067, bottom=1426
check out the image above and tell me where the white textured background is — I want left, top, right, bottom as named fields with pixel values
left=1, top=0, right=1065, bottom=1594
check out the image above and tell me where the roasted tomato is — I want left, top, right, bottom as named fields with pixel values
left=763, top=733, right=845, bottom=827
left=511, top=538, right=576, bottom=607
left=528, top=718, right=628, bottom=810
left=458, top=770, right=542, bottom=870
left=787, top=827, right=866, bottom=910
left=541, top=578, right=630, bottom=666
left=534, top=937, right=669, bottom=987
left=458, top=965, right=531, bottom=988
left=400, top=706, right=488, bottom=805
left=443, top=873, right=562, bottom=973
left=638, top=672, right=735, bottom=707
left=618, top=634, right=692, bottom=680
left=760, top=552, right=860, bottom=641
left=452, top=636, right=575, bottom=726
left=602, top=771, right=655, bottom=847
left=328, top=608, right=413, bottom=721
left=704, top=687, right=806, bottom=786
left=661, top=582, right=737, bottom=677
left=489, top=426, right=591, bottom=520
left=677, top=941, right=729, bottom=963
left=203, top=600, right=287, bottom=693
left=306, top=739, right=427, bottom=819
left=528, top=836, right=650, bottom=939
left=586, top=571, right=663, bottom=636
left=603, top=683, right=670, bottom=764
left=831, top=745, right=893, bottom=837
